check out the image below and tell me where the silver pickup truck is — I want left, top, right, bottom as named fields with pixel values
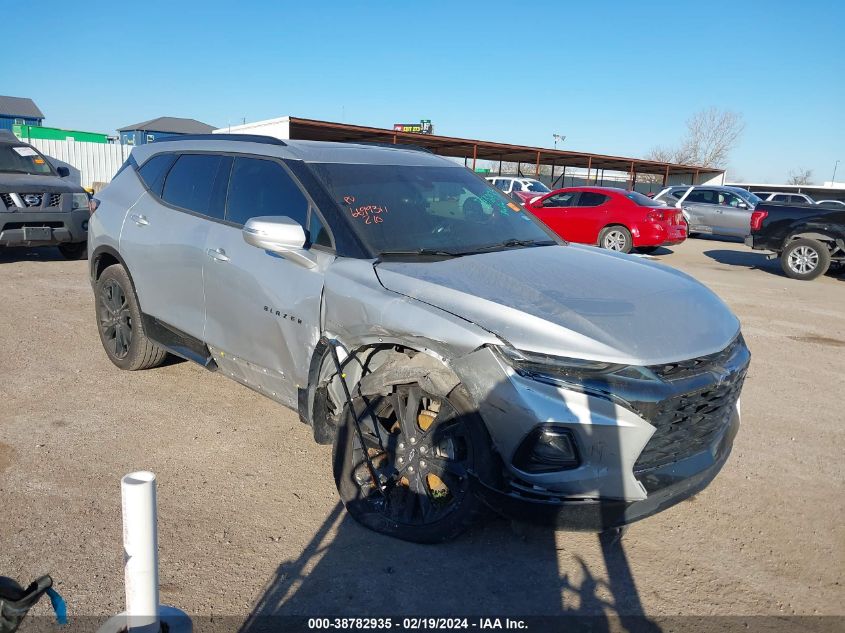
left=88, top=134, right=749, bottom=543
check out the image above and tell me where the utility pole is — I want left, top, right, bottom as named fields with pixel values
left=553, top=133, right=566, bottom=150
left=833, top=160, right=840, bottom=183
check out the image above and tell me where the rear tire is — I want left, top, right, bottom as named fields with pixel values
left=780, top=238, right=830, bottom=281
left=333, top=382, right=497, bottom=543
left=58, top=241, right=87, bottom=260
left=598, top=226, right=633, bottom=253
left=95, top=264, right=168, bottom=370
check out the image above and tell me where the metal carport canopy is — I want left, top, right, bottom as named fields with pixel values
left=286, top=116, right=723, bottom=184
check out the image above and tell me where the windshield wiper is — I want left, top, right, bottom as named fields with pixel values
left=457, top=238, right=557, bottom=255
left=375, top=248, right=463, bottom=261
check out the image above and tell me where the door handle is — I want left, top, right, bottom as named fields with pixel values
left=206, top=247, right=230, bottom=262
left=129, top=213, right=149, bottom=226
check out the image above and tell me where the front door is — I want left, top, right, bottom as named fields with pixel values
left=531, top=191, right=580, bottom=241
left=716, top=190, right=753, bottom=236
left=202, top=156, right=328, bottom=409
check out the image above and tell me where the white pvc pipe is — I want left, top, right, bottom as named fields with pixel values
left=121, top=471, right=160, bottom=633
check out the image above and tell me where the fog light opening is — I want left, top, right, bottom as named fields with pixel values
left=513, top=425, right=580, bottom=473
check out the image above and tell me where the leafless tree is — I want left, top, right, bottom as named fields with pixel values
left=647, top=107, right=745, bottom=169
left=787, top=168, right=813, bottom=185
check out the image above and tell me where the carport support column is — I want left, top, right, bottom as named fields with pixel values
left=535, top=151, right=541, bottom=177
left=586, top=156, right=592, bottom=185
left=472, top=144, right=477, bottom=171
left=663, top=165, right=669, bottom=187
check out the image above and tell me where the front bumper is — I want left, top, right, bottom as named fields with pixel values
left=0, top=208, right=89, bottom=246
left=453, top=340, right=748, bottom=531
left=472, top=408, right=738, bottom=530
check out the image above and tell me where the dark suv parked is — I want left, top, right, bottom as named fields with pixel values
left=0, top=131, right=89, bottom=259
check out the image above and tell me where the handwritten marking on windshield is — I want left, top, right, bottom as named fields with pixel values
left=349, top=203, right=388, bottom=225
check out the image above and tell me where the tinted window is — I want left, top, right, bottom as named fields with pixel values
left=579, top=192, right=609, bottom=207
left=543, top=192, right=578, bottom=207
left=686, top=189, right=717, bottom=204
left=138, top=154, right=177, bottom=196
left=161, top=154, right=230, bottom=219
left=226, top=157, right=309, bottom=227
left=772, top=194, right=789, bottom=202
left=308, top=211, right=332, bottom=248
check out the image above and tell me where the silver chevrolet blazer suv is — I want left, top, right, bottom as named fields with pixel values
left=88, top=134, right=749, bottom=543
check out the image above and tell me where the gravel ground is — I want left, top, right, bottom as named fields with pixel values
left=0, top=238, right=843, bottom=625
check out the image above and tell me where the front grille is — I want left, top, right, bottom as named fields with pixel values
left=633, top=371, right=745, bottom=473
left=48, top=193, right=62, bottom=207
left=0, top=193, right=13, bottom=209
left=632, top=336, right=749, bottom=474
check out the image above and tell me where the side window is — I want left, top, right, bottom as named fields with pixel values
left=308, top=211, right=332, bottom=248
left=226, top=157, right=309, bottom=227
left=161, top=154, right=231, bottom=220
left=579, top=192, right=609, bottom=207
left=543, top=192, right=578, bottom=207
left=686, top=189, right=714, bottom=204
left=772, top=194, right=789, bottom=202
left=790, top=195, right=807, bottom=204
left=137, top=153, right=177, bottom=196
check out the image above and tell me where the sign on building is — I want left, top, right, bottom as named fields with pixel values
left=393, top=119, right=433, bottom=134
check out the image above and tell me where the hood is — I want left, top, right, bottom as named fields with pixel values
left=0, top=172, right=84, bottom=194
left=374, top=244, right=739, bottom=365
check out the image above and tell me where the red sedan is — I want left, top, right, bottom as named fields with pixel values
left=523, top=186, right=687, bottom=253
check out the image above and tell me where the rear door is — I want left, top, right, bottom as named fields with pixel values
left=565, top=190, right=611, bottom=244
left=120, top=152, right=230, bottom=340
left=682, top=188, right=720, bottom=233
left=202, top=156, right=330, bottom=409
left=529, top=191, right=580, bottom=240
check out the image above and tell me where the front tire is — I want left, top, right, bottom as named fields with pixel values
left=333, top=383, right=496, bottom=543
left=58, top=241, right=87, bottom=260
left=599, top=226, right=633, bottom=253
left=781, top=238, right=830, bottom=281
left=95, top=264, right=168, bottom=370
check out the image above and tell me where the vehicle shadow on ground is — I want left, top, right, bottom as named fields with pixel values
left=0, top=246, right=70, bottom=263
left=238, top=507, right=658, bottom=631
left=702, top=249, right=784, bottom=275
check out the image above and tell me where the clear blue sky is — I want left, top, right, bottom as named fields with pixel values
left=3, top=0, right=843, bottom=183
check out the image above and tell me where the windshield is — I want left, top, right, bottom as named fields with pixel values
left=625, top=191, right=665, bottom=207
left=0, top=144, right=54, bottom=175
left=310, top=163, right=556, bottom=256
left=524, top=180, right=550, bottom=192
left=731, top=188, right=761, bottom=206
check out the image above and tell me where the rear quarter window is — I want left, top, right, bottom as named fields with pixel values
left=138, top=154, right=177, bottom=196
left=161, top=154, right=231, bottom=220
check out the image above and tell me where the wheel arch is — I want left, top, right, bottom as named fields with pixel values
left=303, top=336, right=460, bottom=445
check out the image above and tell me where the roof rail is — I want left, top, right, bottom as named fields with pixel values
left=344, top=140, right=433, bottom=154
left=152, top=133, right=287, bottom=146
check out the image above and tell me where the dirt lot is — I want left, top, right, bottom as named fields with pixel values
left=1, top=238, right=843, bottom=625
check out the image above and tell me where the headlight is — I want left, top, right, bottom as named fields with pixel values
left=491, top=345, right=661, bottom=402
left=71, top=193, right=89, bottom=210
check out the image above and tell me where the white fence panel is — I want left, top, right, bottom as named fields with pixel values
left=27, top=139, right=133, bottom=189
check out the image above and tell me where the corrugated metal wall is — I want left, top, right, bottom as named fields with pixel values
left=27, top=138, right=132, bottom=188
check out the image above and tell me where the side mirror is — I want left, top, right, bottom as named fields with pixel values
left=242, top=216, right=316, bottom=268
left=737, top=201, right=748, bottom=209
left=56, top=166, right=70, bottom=178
